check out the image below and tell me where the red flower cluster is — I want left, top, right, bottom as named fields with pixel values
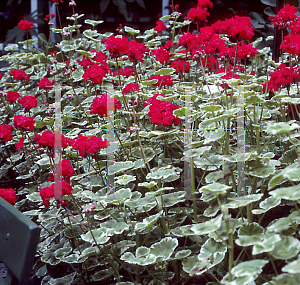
left=40, top=180, right=72, bottom=207
left=18, top=96, right=38, bottom=111
left=78, top=55, right=93, bottom=69
left=10, top=69, right=30, bottom=81
left=170, top=59, right=191, bottom=73
left=83, top=64, right=110, bottom=85
left=187, top=7, right=209, bottom=25
left=290, top=17, right=300, bottom=35
left=105, top=36, right=129, bottom=58
left=127, top=40, right=147, bottom=62
left=223, top=42, right=259, bottom=61
left=212, top=16, right=255, bottom=40
left=15, top=137, right=25, bottom=150
left=154, top=21, right=167, bottom=33
left=90, top=94, right=122, bottom=117
left=34, top=131, right=69, bottom=148
left=48, top=159, right=75, bottom=183
left=149, top=74, right=174, bottom=87
left=280, top=34, right=300, bottom=55
left=147, top=94, right=181, bottom=127
left=38, top=78, right=55, bottom=90
left=44, top=14, right=55, bottom=21
left=91, top=49, right=108, bottom=63
left=6, top=91, right=20, bottom=103
left=0, top=188, right=17, bottom=205
left=14, top=115, right=35, bottom=131
left=0, top=124, right=13, bottom=142
left=269, top=4, right=297, bottom=29
left=18, top=20, right=34, bottom=32
left=71, top=134, right=108, bottom=157
left=112, top=68, right=134, bottom=77
left=197, top=0, right=213, bottom=8
left=152, top=47, right=170, bottom=64
left=122, top=83, right=140, bottom=95
left=262, top=63, right=300, bottom=92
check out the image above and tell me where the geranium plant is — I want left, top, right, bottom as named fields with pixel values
left=1, top=0, right=300, bottom=284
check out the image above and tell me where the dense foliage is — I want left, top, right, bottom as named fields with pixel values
left=1, top=0, right=300, bottom=284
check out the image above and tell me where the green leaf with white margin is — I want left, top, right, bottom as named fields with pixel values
left=27, top=192, right=42, bottom=202
left=266, top=121, right=300, bottom=135
left=209, top=218, right=243, bottom=242
left=146, top=166, right=180, bottom=181
left=100, top=220, right=129, bottom=236
left=226, top=194, right=263, bottom=209
left=84, top=19, right=104, bottom=27
left=252, top=234, right=281, bottom=255
left=191, top=214, right=223, bottom=235
left=198, top=238, right=227, bottom=273
left=138, top=181, right=157, bottom=188
left=81, top=228, right=110, bottom=245
left=267, top=211, right=300, bottom=233
left=270, top=236, right=300, bottom=260
left=150, top=237, right=178, bottom=261
left=83, top=29, right=100, bottom=38
left=156, top=191, right=185, bottom=209
left=116, top=282, right=134, bottom=285
left=235, top=223, right=264, bottom=246
left=72, top=69, right=84, bottom=82
left=252, top=197, right=281, bottom=214
left=124, top=26, right=140, bottom=35
left=115, top=175, right=136, bottom=185
left=49, top=272, right=76, bottom=285
left=172, top=250, right=192, bottom=260
left=121, top=249, right=156, bottom=266
left=182, top=255, right=212, bottom=276
left=105, top=188, right=132, bottom=204
left=231, top=260, right=269, bottom=278
left=248, top=165, right=275, bottom=178
left=108, top=161, right=134, bottom=175
left=155, top=68, right=176, bottom=76
left=91, top=269, right=114, bottom=282
left=201, top=105, right=223, bottom=112
left=270, top=185, right=300, bottom=201
left=199, top=183, right=231, bottom=195
left=264, top=273, right=300, bottom=285
left=282, top=256, right=300, bottom=274
left=135, top=211, right=162, bottom=231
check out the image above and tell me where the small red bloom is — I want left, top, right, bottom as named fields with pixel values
left=39, top=78, right=55, bottom=90
left=90, top=94, right=122, bottom=117
left=18, top=20, right=34, bottom=32
left=0, top=124, right=13, bottom=142
left=0, top=188, right=17, bottom=205
left=15, top=137, right=25, bottom=150
left=6, top=91, right=20, bottom=103
left=10, top=69, right=30, bottom=81
left=13, top=115, right=35, bottom=131
left=154, top=20, right=167, bottom=33
left=18, top=96, right=38, bottom=110
left=122, top=83, right=140, bottom=94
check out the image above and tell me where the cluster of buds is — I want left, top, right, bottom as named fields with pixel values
left=128, top=124, right=139, bottom=132
left=82, top=205, right=96, bottom=213
left=48, top=66, right=57, bottom=76
left=129, top=96, right=138, bottom=106
left=69, top=0, right=76, bottom=6
left=170, top=4, right=181, bottom=18
left=44, top=14, right=55, bottom=26
left=52, top=0, right=63, bottom=6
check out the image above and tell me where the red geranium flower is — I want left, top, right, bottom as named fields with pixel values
left=38, top=78, right=55, bottom=90
left=0, top=188, right=17, bottom=205
left=90, top=94, right=122, bottom=117
left=33, top=131, right=69, bottom=148
left=197, top=0, right=213, bottom=8
left=280, top=34, right=300, bottom=55
left=105, top=35, right=129, bottom=58
left=186, top=7, right=209, bottom=25
left=86, top=136, right=108, bottom=154
left=6, top=91, right=20, bottom=103
left=13, top=115, right=35, bottom=131
left=48, top=159, right=75, bottom=183
left=82, top=64, right=110, bottom=85
left=18, top=20, right=34, bottom=32
left=152, top=47, right=170, bottom=64
left=10, top=69, right=30, bottom=81
left=112, top=68, right=135, bottom=77
left=77, top=55, right=93, bottom=69
left=15, top=137, right=25, bottom=150
left=170, top=59, right=191, bottom=73
left=269, top=4, right=297, bottom=29
left=0, top=124, right=13, bottom=142
left=122, top=83, right=140, bottom=94
left=127, top=40, right=147, bottom=62
left=18, top=96, right=38, bottom=111
left=154, top=20, right=167, bottom=33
